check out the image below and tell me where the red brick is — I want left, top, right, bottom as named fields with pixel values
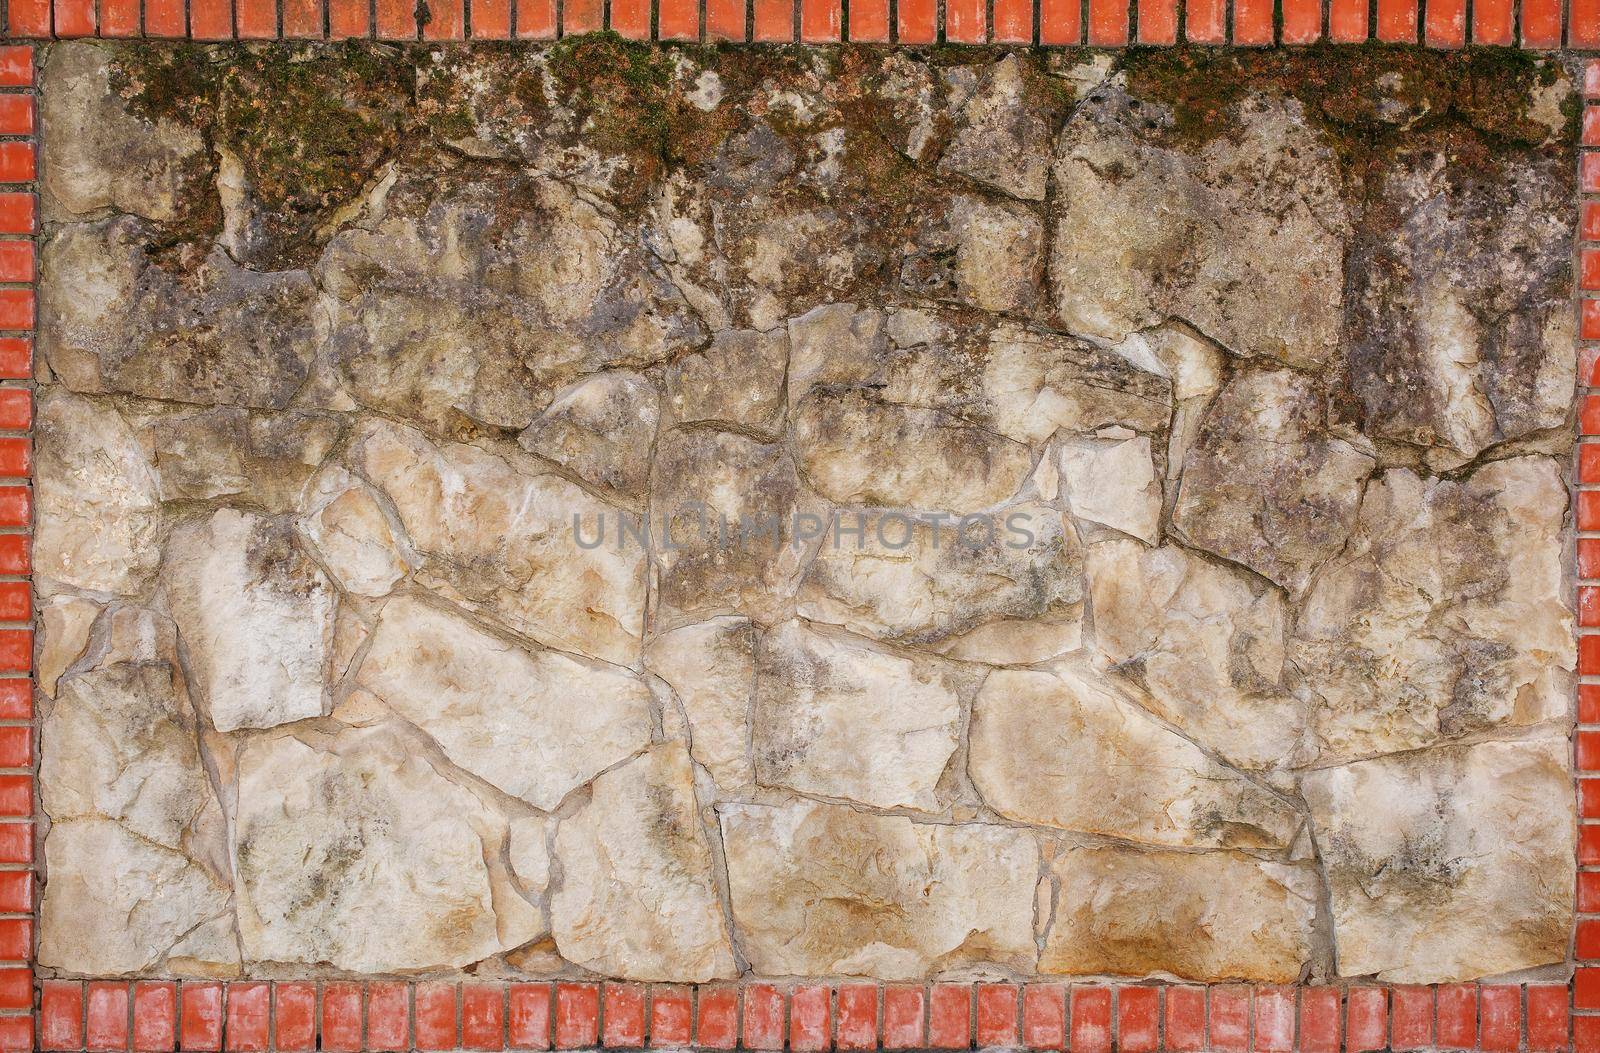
left=0, top=871, right=29, bottom=914
left=99, top=0, right=141, bottom=33
left=1298, top=988, right=1339, bottom=1053
left=0, top=340, right=28, bottom=380
left=0, top=774, right=28, bottom=816
left=1020, top=985, right=1063, bottom=1051
left=0, top=728, right=23, bottom=772
left=463, top=985, right=505, bottom=1051
left=1425, top=0, right=1465, bottom=44
left=742, top=984, right=785, bottom=1052
left=1070, top=987, right=1112, bottom=1053
left=0, top=51, right=28, bottom=88
left=180, top=983, right=222, bottom=1052
left=416, top=984, right=458, bottom=1051
left=422, top=0, right=464, bottom=37
left=601, top=984, right=644, bottom=1049
left=224, top=983, right=269, bottom=1052
left=88, top=982, right=130, bottom=1052
left=1252, top=989, right=1293, bottom=1053
left=1580, top=967, right=1600, bottom=1010
left=0, top=587, right=27, bottom=629
left=1471, top=0, right=1513, bottom=40
left=1584, top=822, right=1600, bottom=865
left=6, top=0, right=48, bottom=36
left=991, top=0, right=1032, bottom=40
left=1391, top=986, right=1433, bottom=1051
left=0, top=917, right=22, bottom=964
left=800, top=0, right=840, bottom=39
left=191, top=0, right=235, bottom=39
left=1436, top=984, right=1476, bottom=1049
left=48, top=0, right=92, bottom=31
left=896, top=0, right=936, bottom=41
left=554, top=984, right=598, bottom=1051
left=945, top=0, right=986, bottom=40
left=0, top=99, right=31, bottom=140
left=705, top=0, right=745, bottom=37
left=835, top=985, right=876, bottom=1051
left=608, top=0, right=650, bottom=37
left=0, top=145, right=26, bottom=190
left=1233, top=0, right=1274, bottom=43
left=1208, top=988, right=1248, bottom=1053
left=42, top=980, right=85, bottom=1052
left=1529, top=985, right=1570, bottom=1052
left=1282, top=0, right=1321, bottom=40
left=929, top=985, right=971, bottom=1050
left=508, top=984, right=552, bottom=1051
left=0, top=1017, right=27, bottom=1053
left=329, top=0, right=372, bottom=35
left=376, top=0, right=418, bottom=37
left=467, top=0, right=511, bottom=35
left=1582, top=446, right=1600, bottom=486
left=1580, top=1015, right=1600, bottom=1053
left=882, top=985, right=925, bottom=1050
left=132, top=985, right=174, bottom=1053
left=1585, top=870, right=1600, bottom=911
left=1185, top=0, right=1225, bottom=41
left=1165, top=987, right=1206, bottom=1053
left=1087, top=0, right=1128, bottom=42
left=1589, top=61, right=1600, bottom=97
left=791, top=985, right=831, bottom=1052
left=1520, top=0, right=1561, bottom=45
left=0, top=823, right=28, bottom=865
left=1582, top=779, right=1600, bottom=819
left=145, top=0, right=188, bottom=35
left=976, top=985, right=1018, bottom=1048
left=657, top=0, right=697, bottom=37
left=281, top=0, right=323, bottom=35
left=0, top=391, right=28, bottom=436
left=0, top=245, right=32, bottom=287
left=0, top=630, right=28, bottom=674
left=649, top=987, right=692, bottom=1048
left=1136, top=0, right=1176, bottom=40
left=1585, top=540, right=1600, bottom=583
left=319, top=984, right=361, bottom=1053
left=694, top=987, right=738, bottom=1051
left=1583, top=729, right=1600, bottom=767
left=367, top=982, right=410, bottom=1052
left=1478, top=985, right=1516, bottom=1049
left=752, top=0, right=792, bottom=39
left=0, top=536, right=28, bottom=575
left=514, top=0, right=554, bottom=34
left=0, top=291, right=31, bottom=333
left=1118, top=987, right=1158, bottom=1053
left=272, top=984, right=315, bottom=1053
left=1039, top=0, right=1080, bottom=40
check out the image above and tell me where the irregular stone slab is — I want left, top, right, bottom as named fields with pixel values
left=1057, top=435, right=1161, bottom=542
left=38, top=594, right=98, bottom=697
left=34, top=390, right=161, bottom=595
left=938, top=55, right=1064, bottom=201
left=903, top=193, right=1044, bottom=315
left=1294, top=457, right=1572, bottom=762
left=753, top=621, right=967, bottom=811
left=794, top=391, right=1032, bottom=513
left=165, top=509, right=336, bottom=733
left=720, top=799, right=1039, bottom=979
left=41, top=217, right=319, bottom=409
left=353, top=420, right=645, bottom=665
left=519, top=371, right=659, bottom=499
left=551, top=743, right=737, bottom=982
left=1041, top=845, right=1318, bottom=982
left=666, top=328, right=788, bottom=433
left=644, top=618, right=757, bottom=794
left=41, top=42, right=207, bottom=221
left=298, top=468, right=410, bottom=599
left=970, top=663, right=1299, bottom=850
left=356, top=596, right=652, bottom=810
left=787, top=303, right=888, bottom=407
left=1336, top=150, right=1574, bottom=463
left=39, top=817, right=237, bottom=975
left=1051, top=88, right=1347, bottom=367
left=981, top=322, right=1172, bottom=445
left=796, top=502, right=1084, bottom=664
left=1302, top=737, right=1573, bottom=982
left=141, top=406, right=340, bottom=514
left=234, top=725, right=543, bottom=973
left=1086, top=538, right=1306, bottom=771
left=1172, top=369, right=1374, bottom=593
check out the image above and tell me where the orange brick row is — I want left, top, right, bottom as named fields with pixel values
left=3, top=0, right=1599, bottom=43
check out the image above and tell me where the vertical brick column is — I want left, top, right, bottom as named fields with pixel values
left=1580, top=57, right=1600, bottom=1053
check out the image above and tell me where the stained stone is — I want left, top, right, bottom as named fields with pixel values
left=37, top=594, right=98, bottom=697
left=938, top=55, right=1063, bottom=201
left=519, top=371, right=659, bottom=498
left=904, top=193, right=1044, bottom=315
left=981, top=322, right=1172, bottom=444
left=1302, top=737, right=1574, bottom=982
left=551, top=743, right=737, bottom=982
left=299, top=468, right=410, bottom=599
left=752, top=621, right=967, bottom=812
left=141, top=406, right=339, bottom=513
left=1057, top=435, right=1161, bottom=542
left=643, top=618, right=757, bottom=795
left=1040, top=845, right=1319, bottom=982
left=969, top=662, right=1300, bottom=850
left=720, top=799, right=1039, bottom=979
left=165, top=509, right=337, bottom=733
left=666, top=328, right=788, bottom=433
left=356, top=596, right=652, bottom=810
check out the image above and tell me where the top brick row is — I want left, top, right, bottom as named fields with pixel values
left=5, top=0, right=1600, bottom=47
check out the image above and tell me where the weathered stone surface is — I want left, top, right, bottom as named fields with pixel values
left=1294, top=457, right=1572, bottom=762
left=644, top=618, right=756, bottom=795
left=796, top=502, right=1084, bottom=664
left=938, top=55, right=1063, bottom=202
left=666, top=328, right=788, bottom=433
left=299, top=468, right=410, bottom=598
left=1086, top=538, right=1306, bottom=771
left=356, top=596, right=652, bottom=810
left=1172, top=369, right=1374, bottom=592
left=551, top=743, right=737, bottom=982
left=904, top=194, right=1044, bottom=316
left=1040, top=846, right=1319, bottom=982
left=519, top=371, right=659, bottom=499
left=140, top=406, right=340, bottom=513
left=38, top=594, right=98, bottom=697
left=1057, top=435, right=1161, bottom=542
left=1302, top=737, right=1574, bottom=982
left=970, top=662, right=1299, bottom=850
left=165, top=509, right=337, bottom=732
left=234, top=725, right=542, bottom=973
left=753, top=621, right=967, bottom=811
left=1052, top=90, right=1347, bottom=367
left=41, top=217, right=319, bottom=409
left=41, top=42, right=207, bottom=221
left=720, top=799, right=1039, bottom=979
left=353, top=420, right=645, bottom=664
left=35, top=390, right=162, bottom=595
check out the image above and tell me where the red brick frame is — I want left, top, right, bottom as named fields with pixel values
left=9, top=28, right=1600, bottom=1053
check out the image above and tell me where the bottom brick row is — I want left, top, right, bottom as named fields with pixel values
left=26, top=979, right=1592, bottom=1053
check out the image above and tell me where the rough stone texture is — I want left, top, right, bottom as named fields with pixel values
left=35, top=43, right=1578, bottom=987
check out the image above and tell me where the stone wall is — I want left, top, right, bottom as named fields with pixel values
left=32, top=40, right=1581, bottom=987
